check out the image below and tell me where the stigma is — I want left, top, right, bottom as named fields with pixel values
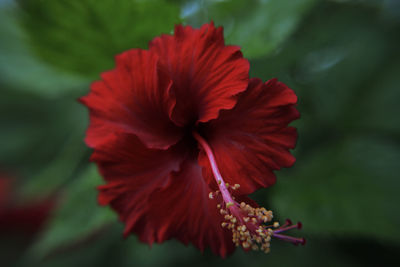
left=193, top=131, right=305, bottom=253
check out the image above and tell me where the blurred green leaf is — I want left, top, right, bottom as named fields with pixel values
left=0, top=5, right=90, bottom=187
left=250, top=2, right=395, bottom=126
left=20, top=129, right=88, bottom=199
left=183, top=0, right=318, bottom=58
left=270, top=136, right=400, bottom=242
left=355, top=59, right=400, bottom=134
left=0, top=87, right=89, bottom=195
left=28, top=165, right=116, bottom=260
left=0, top=7, right=88, bottom=97
left=17, top=0, right=181, bottom=78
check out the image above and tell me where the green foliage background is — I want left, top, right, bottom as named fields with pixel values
left=1, top=0, right=399, bottom=266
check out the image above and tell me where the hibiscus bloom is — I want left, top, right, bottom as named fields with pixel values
left=80, top=22, right=303, bottom=257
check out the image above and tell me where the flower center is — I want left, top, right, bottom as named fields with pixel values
left=192, top=131, right=305, bottom=253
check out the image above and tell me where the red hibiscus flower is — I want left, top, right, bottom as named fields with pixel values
left=80, top=22, right=303, bottom=257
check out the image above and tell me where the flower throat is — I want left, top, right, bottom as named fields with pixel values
left=193, top=131, right=305, bottom=253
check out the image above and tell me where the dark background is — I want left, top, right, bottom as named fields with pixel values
left=1, top=0, right=399, bottom=266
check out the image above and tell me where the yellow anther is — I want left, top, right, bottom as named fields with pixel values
left=217, top=204, right=221, bottom=209
left=217, top=196, right=277, bottom=253
left=242, top=242, right=250, bottom=249
left=218, top=180, right=222, bottom=184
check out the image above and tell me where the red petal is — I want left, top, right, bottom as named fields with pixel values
left=80, top=49, right=183, bottom=150
left=198, top=78, right=300, bottom=195
left=149, top=22, right=250, bottom=126
left=92, top=132, right=185, bottom=207
left=128, top=159, right=234, bottom=257
left=94, top=134, right=235, bottom=257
